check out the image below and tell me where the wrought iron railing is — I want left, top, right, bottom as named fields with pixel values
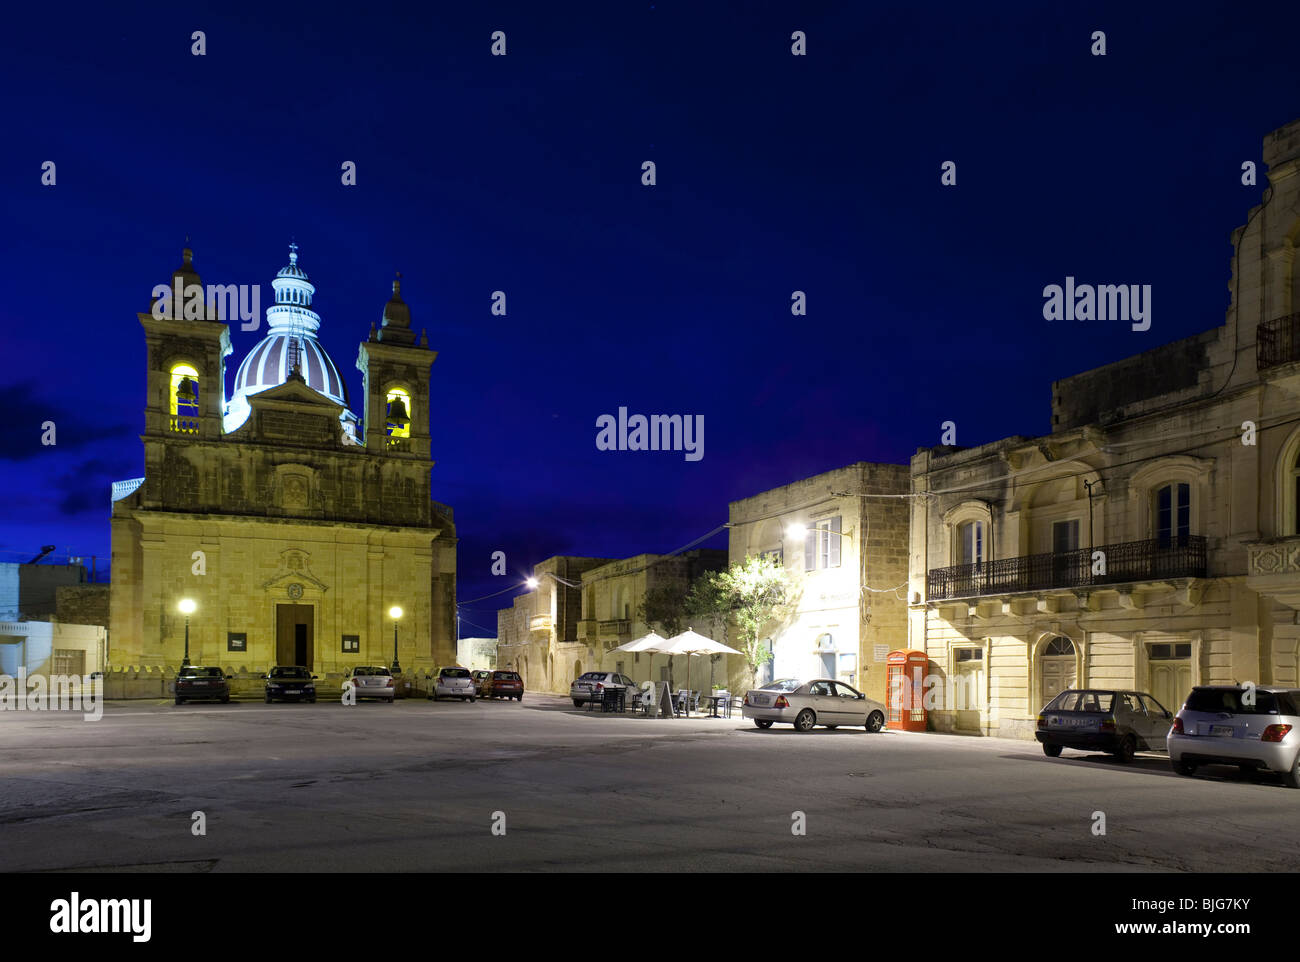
left=927, top=536, right=1207, bottom=601
left=1259, top=313, right=1300, bottom=370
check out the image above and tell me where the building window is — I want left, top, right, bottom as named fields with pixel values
left=342, top=634, right=360, bottom=653
left=1052, top=519, right=1080, bottom=552
left=1154, top=483, right=1191, bottom=546
left=803, top=516, right=842, bottom=571
left=760, top=547, right=783, bottom=566
left=227, top=632, right=247, bottom=653
left=52, top=649, right=86, bottom=676
left=385, top=388, right=412, bottom=442
left=957, top=520, right=984, bottom=566
left=1149, top=643, right=1191, bottom=660
left=954, top=648, right=983, bottom=662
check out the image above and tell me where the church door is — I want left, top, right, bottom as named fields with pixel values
left=276, top=604, right=315, bottom=668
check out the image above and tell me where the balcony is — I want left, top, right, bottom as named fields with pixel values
left=1247, top=537, right=1300, bottom=609
left=168, top=415, right=199, bottom=435
left=927, top=536, right=1207, bottom=601
left=1258, top=313, right=1300, bottom=371
left=529, top=615, right=553, bottom=632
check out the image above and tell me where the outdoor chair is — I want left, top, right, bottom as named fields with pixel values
left=585, top=689, right=602, bottom=711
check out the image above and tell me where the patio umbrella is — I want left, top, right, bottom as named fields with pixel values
left=608, top=631, right=667, bottom=654
left=661, top=630, right=743, bottom=716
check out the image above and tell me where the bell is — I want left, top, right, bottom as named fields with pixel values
left=387, top=396, right=410, bottom=427
left=176, top=377, right=198, bottom=404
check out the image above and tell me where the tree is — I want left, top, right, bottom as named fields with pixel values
left=637, top=581, right=689, bottom=637
left=722, top=555, right=789, bottom=684
left=685, top=570, right=732, bottom=647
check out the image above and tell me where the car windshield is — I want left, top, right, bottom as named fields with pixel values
left=1184, top=688, right=1294, bottom=715
left=441, top=668, right=471, bottom=678
left=353, top=667, right=389, bottom=676
left=761, top=679, right=804, bottom=692
left=180, top=667, right=222, bottom=678
left=494, top=672, right=519, bottom=680
left=271, top=667, right=310, bottom=679
left=1047, top=691, right=1115, bottom=712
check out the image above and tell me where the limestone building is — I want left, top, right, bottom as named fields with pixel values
left=729, top=462, right=911, bottom=703
left=109, top=246, right=457, bottom=674
left=909, top=118, right=1300, bottom=738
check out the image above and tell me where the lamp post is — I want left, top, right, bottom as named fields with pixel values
left=389, top=606, right=402, bottom=673
left=178, top=598, right=196, bottom=667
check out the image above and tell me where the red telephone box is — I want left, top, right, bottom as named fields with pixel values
left=886, top=650, right=928, bottom=732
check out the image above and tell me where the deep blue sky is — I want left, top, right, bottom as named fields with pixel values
left=2, top=1, right=1297, bottom=631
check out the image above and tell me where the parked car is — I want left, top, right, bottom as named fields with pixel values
left=570, top=671, right=635, bottom=707
left=1168, top=685, right=1300, bottom=786
left=483, top=669, right=524, bottom=701
left=742, top=678, right=886, bottom=732
left=264, top=666, right=317, bottom=703
left=346, top=665, right=395, bottom=703
left=472, top=670, right=492, bottom=696
left=431, top=666, right=476, bottom=702
left=1036, top=689, right=1171, bottom=761
left=174, top=666, right=231, bottom=705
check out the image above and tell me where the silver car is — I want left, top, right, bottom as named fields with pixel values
left=431, top=666, right=476, bottom=702
left=743, top=678, right=886, bottom=732
left=570, top=671, right=635, bottom=707
left=346, top=665, right=395, bottom=703
left=1168, top=685, right=1300, bottom=786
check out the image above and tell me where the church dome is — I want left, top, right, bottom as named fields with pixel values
left=223, top=244, right=355, bottom=434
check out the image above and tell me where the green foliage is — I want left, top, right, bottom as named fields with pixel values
left=686, top=556, right=789, bottom=682
left=637, top=581, right=689, bottom=637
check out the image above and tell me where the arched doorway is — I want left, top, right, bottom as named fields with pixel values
left=1040, top=635, right=1077, bottom=704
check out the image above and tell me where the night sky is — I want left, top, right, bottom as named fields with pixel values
left=3, top=1, right=1297, bottom=633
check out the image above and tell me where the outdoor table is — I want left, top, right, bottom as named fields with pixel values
left=603, top=687, right=626, bottom=713
left=704, top=694, right=729, bottom=717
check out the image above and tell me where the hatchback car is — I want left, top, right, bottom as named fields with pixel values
left=1168, top=685, right=1300, bottom=786
left=264, top=666, right=317, bottom=703
left=482, top=670, right=524, bottom=701
left=431, top=666, right=476, bottom=702
left=1036, top=689, right=1172, bottom=761
left=472, top=670, right=492, bottom=696
left=743, top=678, right=886, bottom=732
left=570, top=671, right=635, bottom=707
left=346, top=665, right=395, bottom=703
left=174, top=666, right=232, bottom=705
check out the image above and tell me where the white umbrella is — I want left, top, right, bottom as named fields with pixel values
left=609, top=631, right=668, bottom=654
left=662, top=630, right=743, bottom=716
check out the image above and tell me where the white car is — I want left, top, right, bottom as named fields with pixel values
left=431, top=666, right=476, bottom=702
left=346, top=665, right=395, bottom=703
left=743, top=678, right=886, bottom=733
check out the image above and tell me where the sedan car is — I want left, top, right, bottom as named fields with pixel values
left=431, top=666, right=476, bottom=702
left=482, top=670, right=524, bottom=701
left=263, top=666, right=317, bottom=703
left=1036, top=689, right=1172, bottom=761
left=1168, top=685, right=1300, bottom=787
left=346, top=665, right=395, bottom=703
left=743, top=678, right=886, bottom=732
left=175, top=666, right=232, bottom=705
left=570, top=671, right=635, bottom=707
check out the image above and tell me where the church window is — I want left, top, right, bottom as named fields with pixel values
left=386, top=388, right=412, bottom=444
left=169, top=363, right=200, bottom=434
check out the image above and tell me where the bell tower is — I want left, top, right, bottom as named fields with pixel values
left=356, top=274, right=434, bottom=460
left=138, top=247, right=233, bottom=443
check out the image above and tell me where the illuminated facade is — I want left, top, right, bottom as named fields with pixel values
left=109, top=247, right=457, bottom=673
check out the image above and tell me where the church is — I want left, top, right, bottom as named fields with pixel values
left=108, top=246, right=458, bottom=675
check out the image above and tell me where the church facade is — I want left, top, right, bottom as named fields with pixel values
left=108, top=246, right=457, bottom=674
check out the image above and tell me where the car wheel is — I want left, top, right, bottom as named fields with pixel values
left=1043, top=743, right=1063, bottom=757
left=794, top=709, right=816, bottom=732
left=220, top=696, right=230, bottom=704
left=573, top=699, right=583, bottom=707
left=1284, top=752, right=1300, bottom=789
left=865, top=711, right=884, bottom=733
left=1172, top=759, right=1197, bottom=776
left=307, top=697, right=316, bottom=704
left=469, top=696, right=476, bottom=703
left=1114, top=734, right=1137, bottom=763
left=174, top=697, right=184, bottom=705
left=754, top=719, right=773, bottom=729
left=265, top=695, right=273, bottom=704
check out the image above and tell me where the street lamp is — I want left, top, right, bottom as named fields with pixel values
left=178, top=598, right=196, bottom=667
left=389, top=606, right=402, bottom=673
left=525, top=577, right=539, bottom=589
